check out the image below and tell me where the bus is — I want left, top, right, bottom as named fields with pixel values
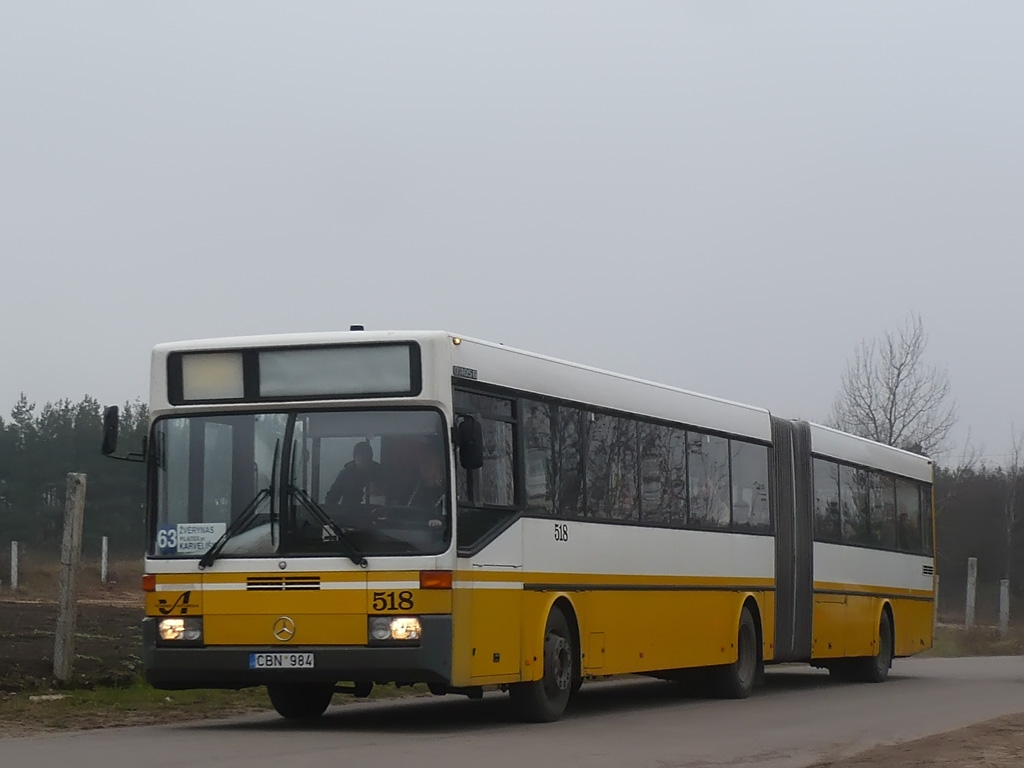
left=101, top=329, right=936, bottom=722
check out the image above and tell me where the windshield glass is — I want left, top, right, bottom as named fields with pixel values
left=151, top=409, right=450, bottom=558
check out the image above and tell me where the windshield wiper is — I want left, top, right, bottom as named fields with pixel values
left=198, top=439, right=280, bottom=570
left=287, top=484, right=367, bottom=567
left=197, top=486, right=271, bottom=569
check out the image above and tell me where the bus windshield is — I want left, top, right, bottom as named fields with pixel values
left=152, top=409, right=450, bottom=559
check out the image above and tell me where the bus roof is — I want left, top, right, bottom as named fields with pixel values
left=449, top=334, right=772, bottom=442
left=151, top=329, right=934, bottom=479
left=151, top=329, right=449, bottom=354
left=807, top=422, right=934, bottom=482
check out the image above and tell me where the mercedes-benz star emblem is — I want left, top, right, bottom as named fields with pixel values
left=273, top=616, right=296, bottom=642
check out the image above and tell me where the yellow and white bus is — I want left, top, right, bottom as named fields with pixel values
left=102, top=329, right=935, bottom=722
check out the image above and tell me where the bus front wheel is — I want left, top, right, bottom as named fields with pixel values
left=267, top=682, right=335, bottom=721
left=510, top=608, right=575, bottom=722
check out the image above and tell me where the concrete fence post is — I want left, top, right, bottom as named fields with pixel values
left=101, top=536, right=108, bottom=585
left=10, top=541, right=18, bottom=590
left=965, top=557, right=978, bottom=630
left=999, top=579, right=1010, bottom=637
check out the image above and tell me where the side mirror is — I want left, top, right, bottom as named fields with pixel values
left=101, top=405, right=120, bottom=456
left=457, top=416, right=484, bottom=470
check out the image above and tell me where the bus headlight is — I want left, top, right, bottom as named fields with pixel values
left=369, top=616, right=421, bottom=643
left=158, top=617, right=203, bottom=642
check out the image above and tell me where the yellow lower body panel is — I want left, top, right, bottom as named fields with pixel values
left=893, top=598, right=934, bottom=656
left=511, top=587, right=774, bottom=685
left=811, top=584, right=934, bottom=661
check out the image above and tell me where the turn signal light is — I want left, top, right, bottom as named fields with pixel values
left=419, top=570, right=452, bottom=589
left=142, top=574, right=156, bottom=592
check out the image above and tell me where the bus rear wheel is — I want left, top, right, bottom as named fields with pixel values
left=267, top=682, right=335, bottom=721
left=709, top=606, right=759, bottom=699
left=849, top=610, right=893, bottom=683
left=510, top=608, right=575, bottom=722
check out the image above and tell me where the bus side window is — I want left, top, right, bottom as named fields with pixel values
left=870, top=473, right=897, bottom=550
left=730, top=440, right=770, bottom=532
left=522, top=400, right=554, bottom=514
left=688, top=433, right=730, bottom=530
left=840, top=465, right=870, bottom=545
left=639, top=423, right=688, bottom=527
left=813, top=459, right=841, bottom=543
left=586, top=414, right=638, bottom=522
left=920, top=484, right=934, bottom=555
left=895, top=478, right=922, bottom=553
left=554, top=406, right=584, bottom=517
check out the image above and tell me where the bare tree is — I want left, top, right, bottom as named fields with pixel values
left=829, top=312, right=956, bottom=456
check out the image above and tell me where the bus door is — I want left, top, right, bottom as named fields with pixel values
left=452, top=388, right=525, bottom=682
left=462, top=549, right=524, bottom=681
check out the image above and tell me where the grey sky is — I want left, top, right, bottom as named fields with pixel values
left=2, top=2, right=1022, bottom=464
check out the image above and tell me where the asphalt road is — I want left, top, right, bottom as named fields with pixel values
left=6, top=657, right=1024, bottom=768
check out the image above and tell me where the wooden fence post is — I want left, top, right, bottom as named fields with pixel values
left=54, top=473, right=87, bottom=682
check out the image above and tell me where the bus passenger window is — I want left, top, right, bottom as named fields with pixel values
left=586, top=414, right=638, bottom=522
left=921, top=485, right=934, bottom=555
left=730, top=441, right=770, bottom=532
left=896, top=478, right=922, bottom=553
left=522, top=400, right=554, bottom=514
left=688, top=433, right=730, bottom=530
left=639, top=423, right=688, bottom=526
left=813, top=459, right=841, bottom=543
left=839, top=465, right=870, bottom=545
left=870, top=474, right=897, bottom=550
left=554, top=407, right=585, bottom=517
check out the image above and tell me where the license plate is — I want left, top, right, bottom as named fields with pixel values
left=249, top=653, right=315, bottom=669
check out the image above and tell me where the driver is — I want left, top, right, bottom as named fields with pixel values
left=324, top=442, right=383, bottom=506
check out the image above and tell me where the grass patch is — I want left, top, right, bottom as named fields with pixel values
left=924, top=625, right=1024, bottom=657
left=0, top=681, right=271, bottom=734
left=0, top=679, right=430, bottom=736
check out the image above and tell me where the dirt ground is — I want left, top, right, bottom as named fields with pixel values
left=0, top=591, right=143, bottom=692
left=1, top=584, right=1023, bottom=765
left=813, top=713, right=1024, bottom=767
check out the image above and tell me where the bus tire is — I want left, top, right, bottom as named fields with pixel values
left=267, top=682, right=335, bottom=720
left=850, top=609, right=893, bottom=683
left=570, top=676, right=583, bottom=697
left=709, top=607, right=759, bottom=699
left=509, top=608, right=575, bottom=722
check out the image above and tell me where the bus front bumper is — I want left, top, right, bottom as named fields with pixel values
left=142, top=616, right=453, bottom=689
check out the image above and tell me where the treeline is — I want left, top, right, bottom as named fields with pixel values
left=0, top=394, right=148, bottom=557
left=934, top=465, right=1024, bottom=619
left=0, top=394, right=1022, bottom=616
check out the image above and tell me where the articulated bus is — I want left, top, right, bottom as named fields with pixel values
left=101, top=330, right=935, bottom=722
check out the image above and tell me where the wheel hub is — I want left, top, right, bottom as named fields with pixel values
left=546, top=634, right=572, bottom=694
